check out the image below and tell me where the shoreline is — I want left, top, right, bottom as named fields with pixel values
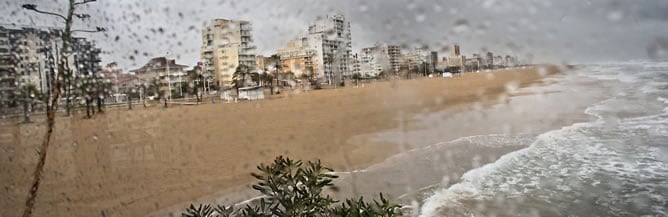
left=328, top=68, right=597, bottom=204
left=146, top=66, right=575, bottom=217
left=1, top=66, right=562, bottom=217
left=152, top=66, right=601, bottom=217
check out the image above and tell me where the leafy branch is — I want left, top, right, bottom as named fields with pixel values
left=182, top=156, right=401, bottom=217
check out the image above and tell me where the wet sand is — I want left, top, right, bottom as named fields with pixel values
left=148, top=66, right=601, bottom=217
left=1, top=66, right=559, bottom=217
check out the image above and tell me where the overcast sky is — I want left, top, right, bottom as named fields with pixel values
left=2, top=0, right=668, bottom=69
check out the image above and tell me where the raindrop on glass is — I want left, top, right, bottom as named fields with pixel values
left=607, top=11, right=624, bottom=22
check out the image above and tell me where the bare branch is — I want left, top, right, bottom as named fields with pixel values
left=74, top=13, right=91, bottom=19
left=71, top=27, right=106, bottom=33
left=21, top=4, right=67, bottom=21
left=74, top=0, right=97, bottom=6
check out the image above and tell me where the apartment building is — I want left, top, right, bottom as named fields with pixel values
left=306, top=14, right=352, bottom=84
left=0, top=26, right=100, bottom=110
left=130, top=57, right=187, bottom=99
left=201, top=19, right=257, bottom=87
left=277, top=35, right=316, bottom=78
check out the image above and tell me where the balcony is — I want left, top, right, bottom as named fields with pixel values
left=0, top=85, right=17, bottom=91
left=241, top=45, right=256, bottom=50
left=240, top=24, right=252, bottom=31
left=0, top=75, right=17, bottom=80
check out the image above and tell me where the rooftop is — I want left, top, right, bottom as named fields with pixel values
left=130, top=57, right=188, bottom=74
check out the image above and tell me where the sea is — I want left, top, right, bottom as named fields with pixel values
left=417, top=61, right=668, bottom=216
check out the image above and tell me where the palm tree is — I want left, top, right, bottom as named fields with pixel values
left=231, top=64, right=249, bottom=96
left=269, top=55, right=284, bottom=94
left=260, top=69, right=274, bottom=95
left=187, top=66, right=203, bottom=103
left=250, top=72, right=260, bottom=86
left=146, top=77, right=166, bottom=107
left=95, top=72, right=110, bottom=114
left=74, top=73, right=93, bottom=118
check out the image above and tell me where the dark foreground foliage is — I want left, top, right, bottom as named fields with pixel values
left=182, top=156, right=401, bottom=217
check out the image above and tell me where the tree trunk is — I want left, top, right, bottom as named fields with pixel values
left=22, top=0, right=75, bottom=216
left=86, top=98, right=91, bottom=118
left=97, top=97, right=102, bottom=113
left=275, top=78, right=280, bottom=94
left=23, top=99, right=30, bottom=123
left=197, top=87, right=202, bottom=103
left=142, top=88, right=147, bottom=108
left=64, top=82, right=71, bottom=116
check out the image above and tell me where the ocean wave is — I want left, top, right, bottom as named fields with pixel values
left=418, top=62, right=668, bottom=217
left=418, top=120, right=594, bottom=217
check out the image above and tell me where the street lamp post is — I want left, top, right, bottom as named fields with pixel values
left=206, top=76, right=210, bottom=95
left=166, top=53, right=172, bottom=101
left=179, top=72, right=183, bottom=97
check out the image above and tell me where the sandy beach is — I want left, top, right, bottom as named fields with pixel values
left=1, top=66, right=566, bottom=217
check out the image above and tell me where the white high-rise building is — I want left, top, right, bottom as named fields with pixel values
left=306, top=14, right=352, bottom=85
left=201, top=19, right=257, bottom=87
left=356, top=43, right=393, bottom=78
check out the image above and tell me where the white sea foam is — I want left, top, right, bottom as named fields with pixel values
left=418, top=120, right=594, bottom=216
left=418, top=62, right=668, bottom=217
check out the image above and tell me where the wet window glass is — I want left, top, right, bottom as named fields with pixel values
left=1, top=0, right=667, bottom=216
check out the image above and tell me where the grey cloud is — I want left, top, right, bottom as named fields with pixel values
left=1, top=0, right=667, bottom=69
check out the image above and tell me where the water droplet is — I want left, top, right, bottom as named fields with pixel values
left=473, top=102, right=483, bottom=111
left=486, top=73, right=495, bottom=80
left=359, top=4, right=368, bottom=12
left=453, top=19, right=470, bottom=33
left=537, top=66, right=548, bottom=76
left=434, top=5, right=443, bottom=12
left=482, top=0, right=496, bottom=9
left=607, top=11, right=624, bottom=22
left=434, top=96, right=443, bottom=105
left=505, top=80, right=519, bottom=92
left=647, top=37, right=668, bottom=60
left=415, top=14, right=426, bottom=22
left=449, top=8, right=458, bottom=15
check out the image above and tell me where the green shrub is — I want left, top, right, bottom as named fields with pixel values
left=182, top=156, right=401, bottom=217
